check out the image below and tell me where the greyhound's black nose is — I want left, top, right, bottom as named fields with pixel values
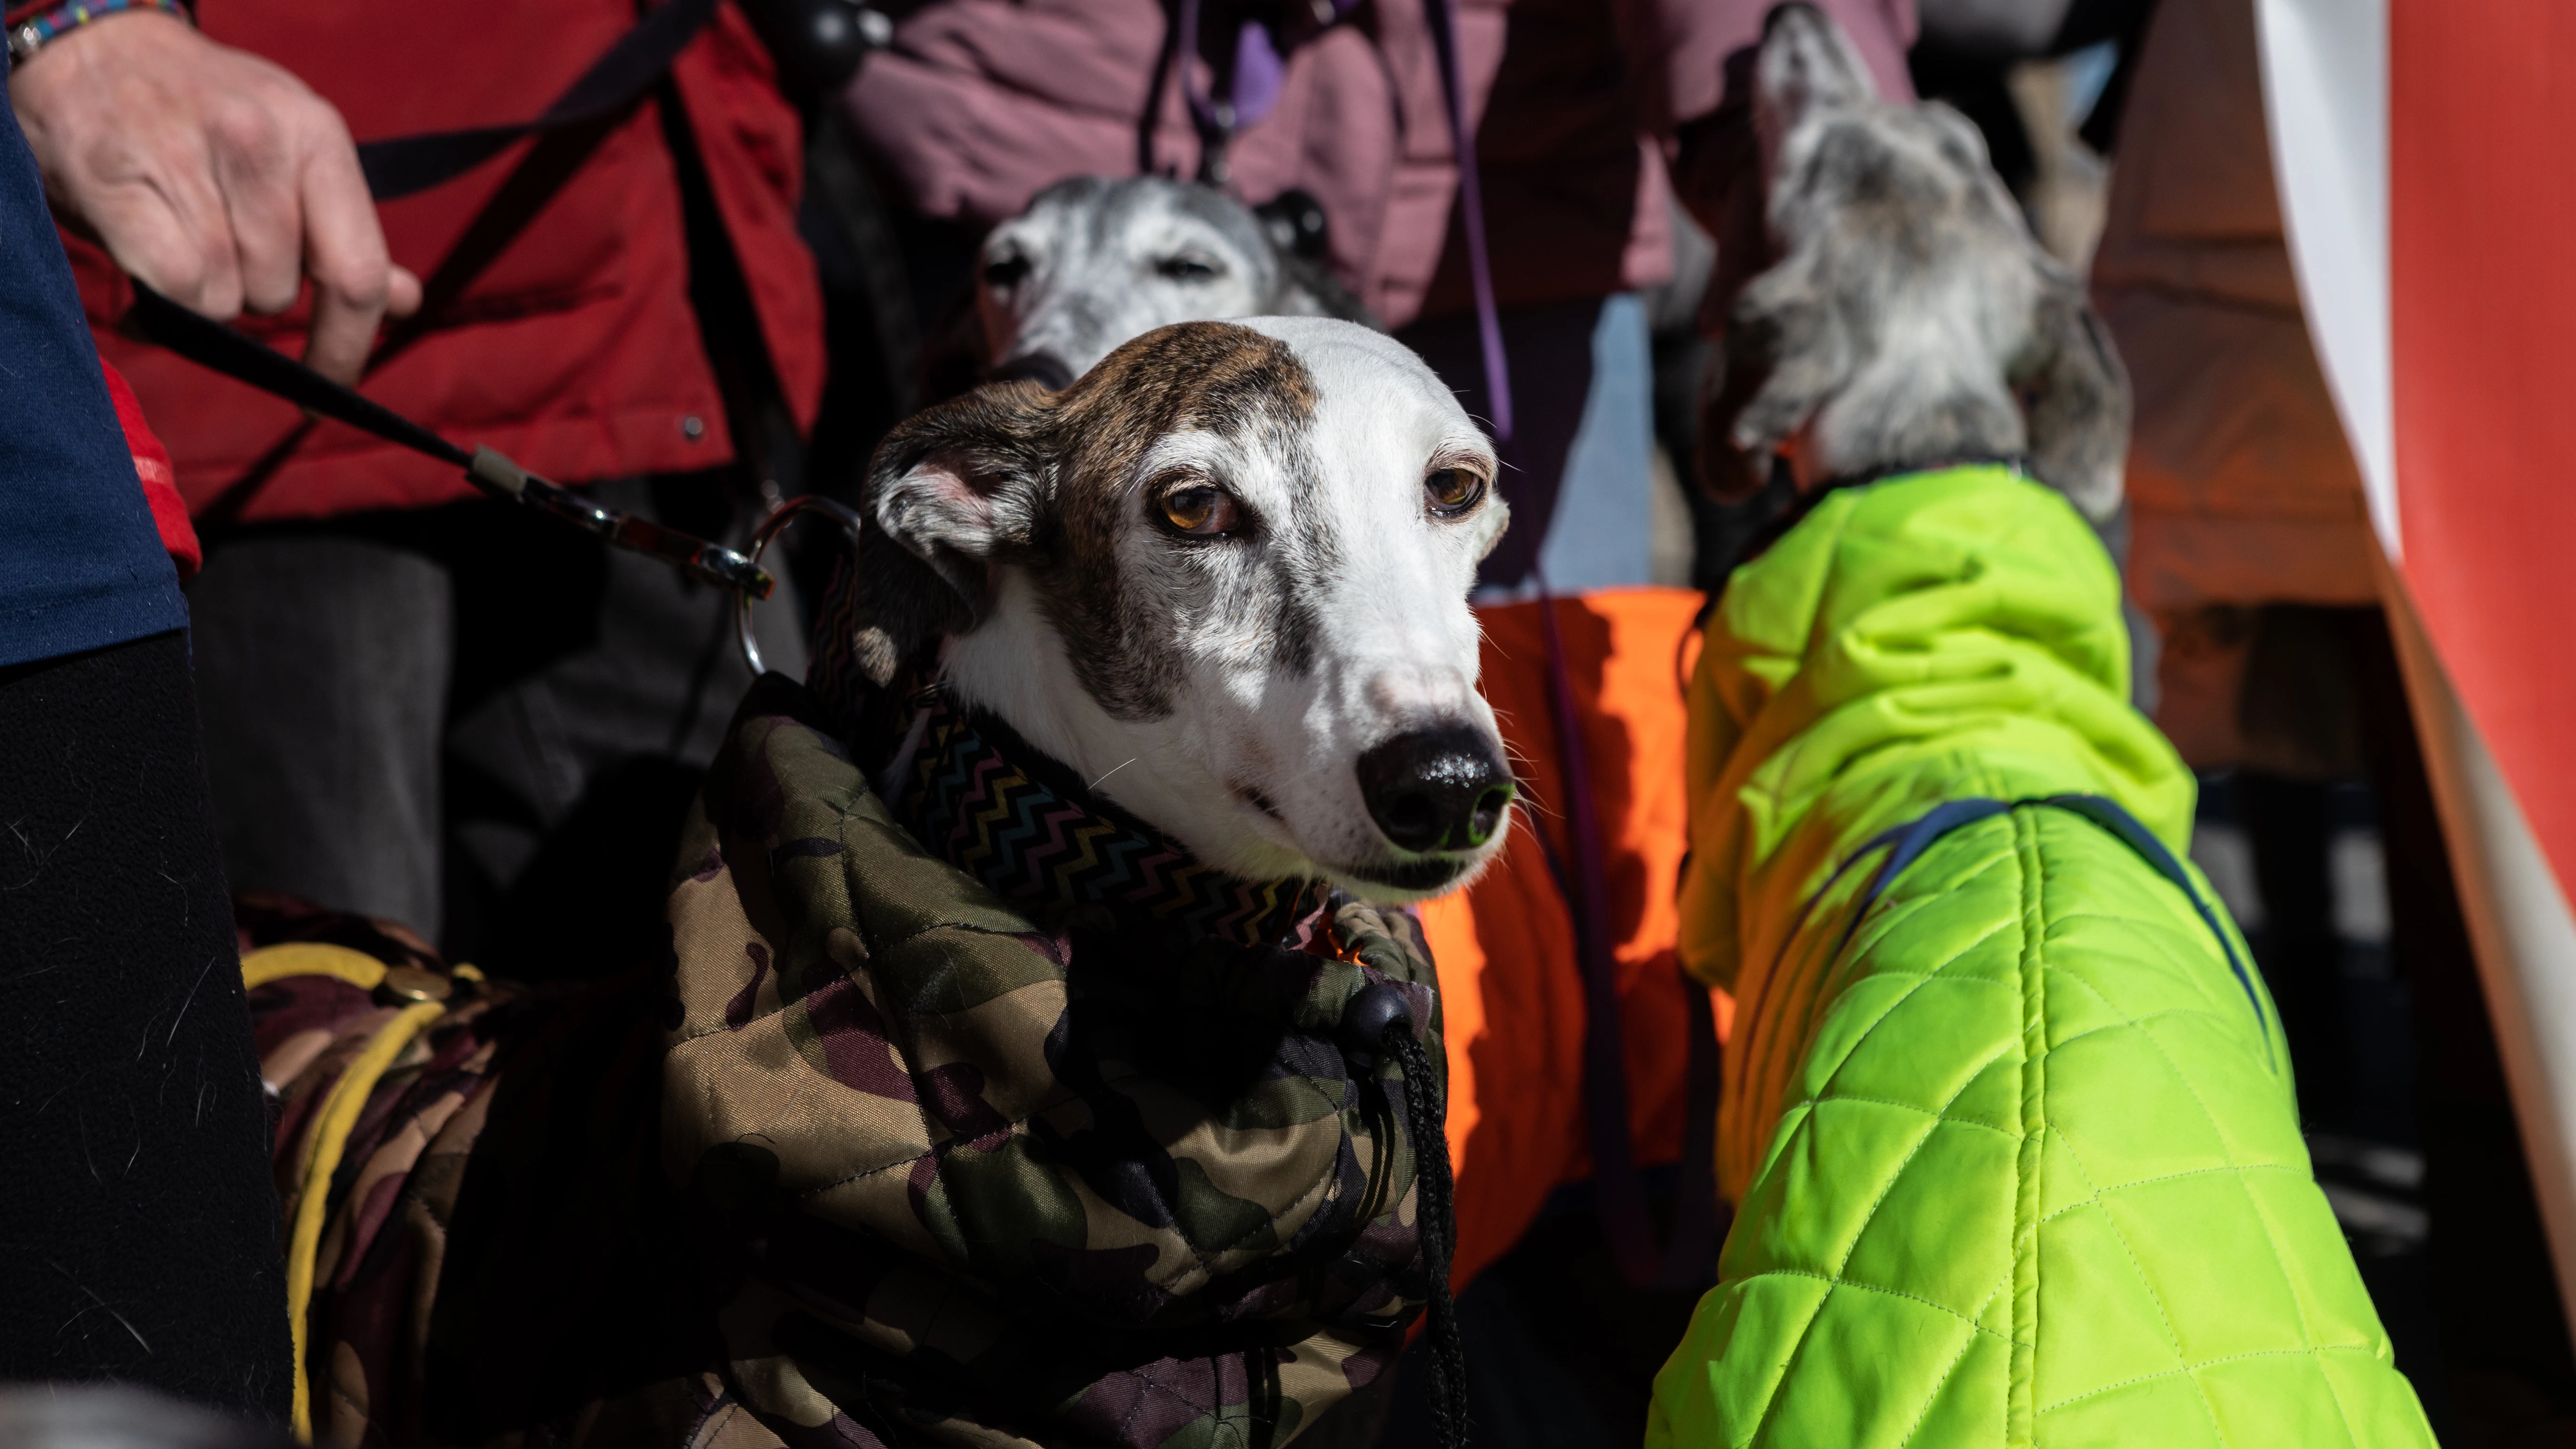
left=1357, top=725, right=1513, bottom=853
left=988, top=351, right=1075, bottom=391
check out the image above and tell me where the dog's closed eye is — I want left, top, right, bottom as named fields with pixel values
left=1155, top=255, right=1223, bottom=283
left=1156, top=479, right=1243, bottom=537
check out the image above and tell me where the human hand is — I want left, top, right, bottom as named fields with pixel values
left=11, top=9, right=423, bottom=383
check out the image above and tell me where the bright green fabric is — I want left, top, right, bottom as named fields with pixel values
left=1653, top=468, right=2434, bottom=1448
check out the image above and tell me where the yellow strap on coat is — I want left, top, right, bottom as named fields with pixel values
left=239, top=943, right=452, bottom=1445
left=242, top=942, right=388, bottom=993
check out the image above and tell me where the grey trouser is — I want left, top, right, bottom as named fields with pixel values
left=188, top=477, right=805, bottom=958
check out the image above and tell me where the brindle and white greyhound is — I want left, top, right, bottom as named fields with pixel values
left=853, top=315, right=1518, bottom=902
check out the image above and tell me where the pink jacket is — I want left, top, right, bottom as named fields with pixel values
left=843, top=0, right=1915, bottom=330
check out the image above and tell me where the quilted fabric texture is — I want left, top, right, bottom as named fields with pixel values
left=1654, top=467, right=2435, bottom=1447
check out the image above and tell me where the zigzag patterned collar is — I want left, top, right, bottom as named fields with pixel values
left=894, top=697, right=1329, bottom=949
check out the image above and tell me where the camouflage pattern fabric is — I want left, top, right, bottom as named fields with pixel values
left=666, top=674, right=1445, bottom=1446
left=248, top=673, right=1449, bottom=1448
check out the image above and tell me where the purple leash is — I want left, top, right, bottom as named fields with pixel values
left=1418, top=0, right=1514, bottom=441
left=1173, top=0, right=1285, bottom=186
left=1424, top=0, right=1715, bottom=1288
left=1532, top=587, right=1724, bottom=1292
left=1170, top=0, right=1511, bottom=439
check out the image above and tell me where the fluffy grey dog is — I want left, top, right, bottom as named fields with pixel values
left=972, top=176, right=1373, bottom=392
left=1704, top=2, right=2128, bottom=520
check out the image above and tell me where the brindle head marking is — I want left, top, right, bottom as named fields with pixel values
left=866, top=317, right=1515, bottom=901
left=1706, top=2, right=2128, bottom=519
left=977, top=175, right=1373, bottom=392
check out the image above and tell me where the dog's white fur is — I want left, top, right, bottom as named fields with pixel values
left=896, top=318, right=1512, bottom=900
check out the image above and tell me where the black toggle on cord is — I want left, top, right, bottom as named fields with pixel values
left=1345, top=982, right=1471, bottom=1449
left=125, top=282, right=774, bottom=597
left=1391, top=1028, right=1470, bottom=1449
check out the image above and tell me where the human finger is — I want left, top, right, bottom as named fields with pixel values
left=204, top=92, right=305, bottom=315
left=386, top=265, right=423, bottom=319
left=95, top=133, right=247, bottom=320
left=292, top=116, right=394, bottom=384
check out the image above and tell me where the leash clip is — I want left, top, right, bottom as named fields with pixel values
left=736, top=494, right=866, bottom=677
left=467, top=446, right=775, bottom=597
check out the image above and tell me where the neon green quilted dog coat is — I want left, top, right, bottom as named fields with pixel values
left=1654, top=467, right=2436, bottom=1447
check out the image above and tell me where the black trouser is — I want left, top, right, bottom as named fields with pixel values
left=0, top=630, right=289, bottom=1420
left=187, top=477, right=804, bottom=971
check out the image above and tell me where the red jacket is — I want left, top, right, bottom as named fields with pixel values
left=72, top=0, right=825, bottom=523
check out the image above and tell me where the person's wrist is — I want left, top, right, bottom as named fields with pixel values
left=7, top=0, right=193, bottom=69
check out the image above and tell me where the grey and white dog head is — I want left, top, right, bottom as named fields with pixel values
left=1703, top=2, right=2128, bottom=519
left=976, top=176, right=1373, bottom=392
left=861, top=317, right=1513, bottom=902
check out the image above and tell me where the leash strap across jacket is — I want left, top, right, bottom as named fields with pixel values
left=352, top=0, right=721, bottom=199
left=1797, top=794, right=2270, bottom=1047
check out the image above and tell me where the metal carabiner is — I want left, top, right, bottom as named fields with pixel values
left=736, top=494, right=868, bottom=678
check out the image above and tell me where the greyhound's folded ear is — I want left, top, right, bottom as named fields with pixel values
left=1698, top=255, right=1852, bottom=500
left=851, top=381, right=1055, bottom=686
left=2014, top=274, right=2131, bottom=523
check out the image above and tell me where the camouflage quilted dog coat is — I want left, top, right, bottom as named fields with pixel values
left=249, top=674, right=1450, bottom=1448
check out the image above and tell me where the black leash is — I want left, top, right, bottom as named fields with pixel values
left=126, top=282, right=773, bottom=596
left=352, top=0, right=894, bottom=198
left=127, top=0, right=807, bottom=587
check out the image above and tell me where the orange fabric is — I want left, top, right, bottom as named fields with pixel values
left=1423, top=586, right=1732, bottom=1288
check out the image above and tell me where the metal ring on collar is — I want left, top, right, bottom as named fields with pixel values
left=735, top=494, right=867, bottom=678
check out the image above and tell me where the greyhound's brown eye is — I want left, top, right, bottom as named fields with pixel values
left=1425, top=467, right=1487, bottom=517
left=1159, top=484, right=1240, bottom=536
left=984, top=254, right=1030, bottom=288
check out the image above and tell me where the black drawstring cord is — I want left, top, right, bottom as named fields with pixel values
left=1345, top=983, right=1469, bottom=1449
left=1390, top=1027, right=1469, bottom=1449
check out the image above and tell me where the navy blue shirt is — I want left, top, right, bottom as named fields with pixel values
left=0, top=60, right=186, bottom=670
